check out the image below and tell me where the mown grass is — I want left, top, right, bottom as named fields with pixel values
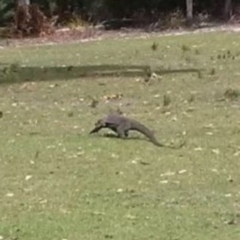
left=0, top=31, right=240, bottom=240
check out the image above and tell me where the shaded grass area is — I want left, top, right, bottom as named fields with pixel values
left=0, top=32, right=240, bottom=240
left=0, top=64, right=201, bottom=83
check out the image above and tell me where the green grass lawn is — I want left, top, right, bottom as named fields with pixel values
left=0, top=31, right=240, bottom=240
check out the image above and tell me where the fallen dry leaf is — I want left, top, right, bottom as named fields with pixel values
left=194, top=147, right=203, bottom=151
left=212, top=149, right=220, bottom=154
left=160, top=171, right=175, bottom=177
left=25, top=175, right=32, bottom=181
left=6, top=193, right=14, bottom=197
left=178, top=169, right=187, bottom=174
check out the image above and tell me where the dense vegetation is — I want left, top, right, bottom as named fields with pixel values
left=0, top=0, right=238, bottom=27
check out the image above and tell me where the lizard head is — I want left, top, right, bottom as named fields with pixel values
left=95, top=119, right=106, bottom=127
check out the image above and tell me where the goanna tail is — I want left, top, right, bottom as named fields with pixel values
left=131, top=120, right=186, bottom=149
left=130, top=120, right=164, bottom=147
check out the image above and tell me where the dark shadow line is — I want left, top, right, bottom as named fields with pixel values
left=0, top=64, right=202, bottom=84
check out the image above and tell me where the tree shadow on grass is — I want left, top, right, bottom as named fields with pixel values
left=0, top=64, right=202, bottom=84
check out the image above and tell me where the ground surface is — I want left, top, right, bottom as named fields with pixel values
left=1, top=23, right=240, bottom=48
left=0, top=29, right=240, bottom=240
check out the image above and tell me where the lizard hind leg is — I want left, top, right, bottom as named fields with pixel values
left=116, top=125, right=128, bottom=139
left=116, top=118, right=132, bottom=139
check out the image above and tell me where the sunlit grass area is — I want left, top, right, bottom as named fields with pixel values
left=0, top=31, right=240, bottom=240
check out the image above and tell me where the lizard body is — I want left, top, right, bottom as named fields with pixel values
left=89, top=114, right=185, bottom=149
